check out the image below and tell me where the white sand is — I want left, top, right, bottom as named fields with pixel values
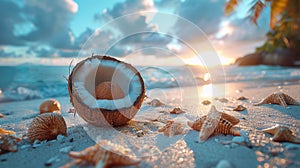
left=0, top=84, right=300, bottom=168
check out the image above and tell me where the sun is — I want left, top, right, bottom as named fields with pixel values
left=184, top=52, right=234, bottom=67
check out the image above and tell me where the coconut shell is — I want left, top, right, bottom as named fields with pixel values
left=95, top=81, right=125, bottom=100
left=39, top=99, right=61, bottom=114
left=27, top=113, right=67, bottom=142
left=68, top=55, right=146, bottom=127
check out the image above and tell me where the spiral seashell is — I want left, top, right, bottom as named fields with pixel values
left=39, top=99, right=61, bottom=114
left=27, top=113, right=67, bottom=142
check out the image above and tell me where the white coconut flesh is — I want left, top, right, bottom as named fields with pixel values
left=72, top=58, right=142, bottom=110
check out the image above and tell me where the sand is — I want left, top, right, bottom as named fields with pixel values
left=0, top=84, right=300, bottom=168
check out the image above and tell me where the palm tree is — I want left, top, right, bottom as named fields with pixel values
left=225, top=0, right=300, bottom=55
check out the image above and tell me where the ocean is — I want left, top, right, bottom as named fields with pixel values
left=1, top=64, right=300, bottom=103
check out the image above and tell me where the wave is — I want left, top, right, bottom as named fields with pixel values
left=0, top=65, right=300, bottom=103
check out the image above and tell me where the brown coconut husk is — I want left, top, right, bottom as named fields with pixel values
left=68, top=55, right=146, bottom=127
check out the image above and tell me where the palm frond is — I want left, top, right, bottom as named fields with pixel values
left=251, top=1, right=265, bottom=24
left=270, top=0, right=288, bottom=28
left=225, top=0, right=240, bottom=15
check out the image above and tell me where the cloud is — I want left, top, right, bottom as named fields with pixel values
left=0, top=1, right=25, bottom=46
left=21, top=0, right=78, bottom=49
left=0, top=48, right=22, bottom=58
left=173, top=0, right=226, bottom=36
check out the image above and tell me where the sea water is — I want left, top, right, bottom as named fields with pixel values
left=0, top=64, right=300, bottom=103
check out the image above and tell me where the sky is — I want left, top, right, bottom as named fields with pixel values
left=0, top=0, right=271, bottom=66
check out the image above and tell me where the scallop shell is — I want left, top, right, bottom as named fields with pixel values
left=39, top=99, right=61, bottom=114
left=65, top=140, right=141, bottom=168
left=95, top=81, right=125, bottom=100
left=27, top=113, right=67, bottom=142
left=0, top=134, right=21, bottom=153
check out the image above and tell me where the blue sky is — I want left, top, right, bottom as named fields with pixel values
left=0, top=0, right=270, bottom=66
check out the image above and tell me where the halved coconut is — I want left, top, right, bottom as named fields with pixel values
left=68, top=55, right=145, bottom=127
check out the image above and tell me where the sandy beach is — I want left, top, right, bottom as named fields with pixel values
left=1, top=83, right=300, bottom=168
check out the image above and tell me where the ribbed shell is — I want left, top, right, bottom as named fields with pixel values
left=27, top=113, right=67, bottom=142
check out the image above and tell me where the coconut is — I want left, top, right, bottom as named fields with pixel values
left=68, top=55, right=145, bottom=127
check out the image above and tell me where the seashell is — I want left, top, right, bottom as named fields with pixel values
left=68, top=55, right=145, bottom=127
left=0, top=134, right=21, bottom=153
left=237, top=96, right=248, bottom=100
left=39, top=99, right=61, bottom=114
left=188, top=112, right=239, bottom=131
left=95, top=81, right=125, bottom=100
left=187, top=115, right=207, bottom=131
left=188, top=105, right=240, bottom=142
left=147, top=98, right=165, bottom=106
left=233, top=105, right=247, bottom=111
left=170, top=107, right=185, bottom=114
left=202, top=100, right=211, bottom=105
left=64, top=140, right=141, bottom=168
left=0, top=113, right=3, bottom=118
left=27, top=113, right=67, bottom=142
left=254, top=92, right=300, bottom=107
left=158, top=120, right=186, bottom=136
left=199, top=105, right=222, bottom=141
left=215, top=118, right=240, bottom=136
left=218, top=98, right=229, bottom=103
left=262, top=125, right=300, bottom=144
left=0, top=128, right=16, bottom=135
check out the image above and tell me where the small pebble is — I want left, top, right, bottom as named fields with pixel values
left=232, top=136, right=245, bottom=144
left=45, top=156, right=59, bottom=166
left=33, top=140, right=42, bottom=148
left=216, top=160, right=232, bottom=168
left=0, top=113, right=4, bottom=118
left=20, top=144, right=31, bottom=150
left=56, top=134, right=65, bottom=142
left=231, top=143, right=239, bottom=148
left=59, top=146, right=74, bottom=153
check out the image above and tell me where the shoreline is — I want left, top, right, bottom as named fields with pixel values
left=0, top=84, right=300, bottom=167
